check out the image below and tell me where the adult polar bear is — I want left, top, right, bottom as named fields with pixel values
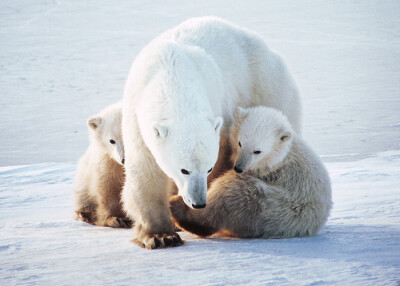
left=122, top=16, right=301, bottom=249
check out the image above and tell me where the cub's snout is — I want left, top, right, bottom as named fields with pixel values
left=234, top=166, right=243, bottom=173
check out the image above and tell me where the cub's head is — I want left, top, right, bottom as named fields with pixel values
left=140, top=114, right=223, bottom=209
left=233, top=106, right=293, bottom=173
left=88, top=102, right=125, bottom=165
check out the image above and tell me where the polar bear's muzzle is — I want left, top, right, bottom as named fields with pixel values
left=234, top=153, right=250, bottom=173
left=182, top=174, right=207, bottom=209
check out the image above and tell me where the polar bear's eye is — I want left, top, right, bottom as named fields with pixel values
left=254, top=150, right=261, bottom=154
left=181, top=169, right=190, bottom=175
left=207, top=168, right=213, bottom=173
left=238, top=141, right=241, bottom=147
left=110, top=139, right=116, bottom=144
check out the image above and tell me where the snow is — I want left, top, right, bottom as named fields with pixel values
left=1, top=0, right=399, bottom=285
left=1, top=153, right=399, bottom=285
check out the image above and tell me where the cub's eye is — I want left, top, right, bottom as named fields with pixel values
left=110, top=139, right=116, bottom=144
left=207, top=168, right=213, bottom=173
left=238, top=141, right=241, bottom=147
left=181, top=169, right=190, bottom=175
left=254, top=150, right=261, bottom=154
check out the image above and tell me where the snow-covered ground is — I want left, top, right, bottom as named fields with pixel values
left=1, top=0, right=399, bottom=285
left=1, top=153, right=399, bottom=285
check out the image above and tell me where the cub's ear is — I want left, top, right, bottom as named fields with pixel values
left=234, top=107, right=248, bottom=120
left=280, top=131, right=292, bottom=142
left=153, top=123, right=168, bottom=138
left=214, top=117, right=223, bottom=134
left=88, top=117, right=102, bottom=130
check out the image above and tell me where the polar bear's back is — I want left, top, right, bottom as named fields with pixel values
left=167, top=16, right=301, bottom=131
left=125, top=16, right=301, bottom=132
left=167, top=17, right=263, bottom=104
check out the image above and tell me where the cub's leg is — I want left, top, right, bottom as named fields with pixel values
left=93, top=166, right=133, bottom=229
left=96, top=196, right=133, bottom=229
left=94, top=191, right=133, bottom=229
left=169, top=195, right=217, bottom=237
left=73, top=187, right=97, bottom=225
left=169, top=172, right=268, bottom=238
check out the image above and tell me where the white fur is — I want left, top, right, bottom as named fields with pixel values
left=235, top=106, right=293, bottom=172
left=87, top=102, right=125, bottom=166
left=73, top=102, right=130, bottom=228
left=170, top=107, right=332, bottom=239
left=122, top=16, right=302, bottom=248
left=231, top=107, right=332, bottom=237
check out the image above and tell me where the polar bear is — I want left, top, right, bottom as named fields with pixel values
left=169, top=107, right=332, bottom=238
left=122, top=16, right=301, bottom=248
left=73, top=102, right=132, bottom=228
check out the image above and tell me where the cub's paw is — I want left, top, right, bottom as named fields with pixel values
left=75, top=211, right=95, bottom=225
left=104, top=217, right=134, bottom=228
left=132, top=225, right=183, bottom=249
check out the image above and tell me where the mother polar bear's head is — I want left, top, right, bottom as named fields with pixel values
left=142, top=113, right=223, bottom=209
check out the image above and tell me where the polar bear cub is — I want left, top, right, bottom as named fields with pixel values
left=73, top=102, right=132, bottom=228
left=170, top=106, right=332, bottom=238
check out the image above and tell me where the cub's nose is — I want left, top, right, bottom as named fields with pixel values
left=234, top=166, right=243, bottom=173
left=192, top=204, right=206, bottom=209
left=121, top=159, right=125, bottom=165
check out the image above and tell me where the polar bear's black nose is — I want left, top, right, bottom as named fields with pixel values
left=121, top=159, right=125, bottom=165
left=192, top=204, right=206, bottom=209
left=234, top=166, right=243, bottom=173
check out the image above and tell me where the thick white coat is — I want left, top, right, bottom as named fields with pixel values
left=73, top=102, right=130, bottom=228
left=122, top=16, right=301, bottom=248
left=170, top=107, right=332, bottom=238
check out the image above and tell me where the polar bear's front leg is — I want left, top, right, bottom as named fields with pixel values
left=122, top=156, right=183, bottom=249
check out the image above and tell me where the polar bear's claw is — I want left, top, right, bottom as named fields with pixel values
left=133, top=231, right=183, bottom=249
left=104, top=217, right=133, bottom=228
left=75, top=211, right=95, bottom=225
left=115, top=217, right=133, bottom=228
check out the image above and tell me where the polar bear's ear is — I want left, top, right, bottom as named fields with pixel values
left=153, top=123, right=168, bottom=138
left=214, top=117, right=223, bottom=134
left=280, top=131, right=292, bottom=142
left=88, top=117, right=102, bottom=130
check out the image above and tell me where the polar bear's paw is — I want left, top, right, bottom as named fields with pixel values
left=132, top=225, right=183, bottom=249
left=75, top=210, right=96, bottom=225
left=132, top=233, right=184, bottom=249
left=103, top=216, right=133, bottom=228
